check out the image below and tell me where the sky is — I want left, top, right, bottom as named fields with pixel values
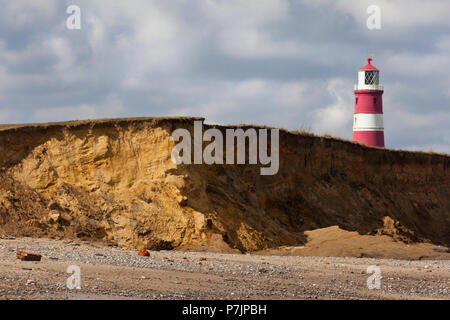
left=0, top=0, right=449, bottom=153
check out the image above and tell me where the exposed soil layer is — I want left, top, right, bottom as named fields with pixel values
left=0, top=117, right=449, bottom=256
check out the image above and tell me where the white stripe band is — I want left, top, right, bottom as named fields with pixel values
left=353, top=113, right=384, bottom=131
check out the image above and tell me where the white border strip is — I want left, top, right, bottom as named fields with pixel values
left=353, top=113, right=384, bottom=131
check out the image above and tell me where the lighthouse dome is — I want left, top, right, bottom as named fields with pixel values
left=355, top=57, right=382, bottom=90
left=360, top=57, right=379, bottom=71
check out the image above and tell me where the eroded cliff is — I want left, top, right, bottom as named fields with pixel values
left=0, top=117, right=448, bottom=252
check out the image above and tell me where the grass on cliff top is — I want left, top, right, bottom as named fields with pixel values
left=0, top=116, right=448, bottom=157
left=212, top=123, right=449, bottom=157
left=0, top=116, right=204, bottom=131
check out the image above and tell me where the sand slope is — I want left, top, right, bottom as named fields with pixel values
left=256, top=226, right=450, bottom=260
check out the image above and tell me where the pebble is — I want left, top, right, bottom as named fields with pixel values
left=0, top=237, right=448, bottom=300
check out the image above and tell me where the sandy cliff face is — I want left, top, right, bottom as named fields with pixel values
left=0, top=118, right=449, bottom=252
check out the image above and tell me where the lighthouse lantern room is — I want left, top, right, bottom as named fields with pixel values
left=352, top=56, right=385, bottom=148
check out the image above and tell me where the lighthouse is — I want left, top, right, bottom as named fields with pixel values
left=352, top=56, right=385, bottom=147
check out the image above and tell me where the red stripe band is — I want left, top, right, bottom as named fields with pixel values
left=352, top=130, right=385, bottom=148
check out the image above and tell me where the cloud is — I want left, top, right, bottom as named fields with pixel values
left=0, top=0, right=58, bottom=30
left=312, top=78, right=354, bottom=138
left=32, top=93, right=124, bottom=122
left=308, top=0, right=450, bottom=28
left=169, top=78, right=325, bottom=130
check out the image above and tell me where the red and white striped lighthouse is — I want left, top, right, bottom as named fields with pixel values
left=352, top=56, right=385, bottom=147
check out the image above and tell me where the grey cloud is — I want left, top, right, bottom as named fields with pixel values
left=0, top=0, right=448, bottom=153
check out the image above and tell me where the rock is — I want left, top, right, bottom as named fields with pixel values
left=47, top=211, right=72, bottom=226
left=48, top=212, right=60, bottom=224
left=138, top=249, right=150, bottom=257
left=16, top=251, right=42, bottom=261
left=47, top=201, right=64, bottom=211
